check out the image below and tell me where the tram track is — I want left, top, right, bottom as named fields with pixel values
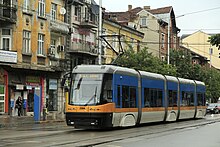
left=45, top=118, right=220, bottom=147
left=1, top=117, right=220, bottom=147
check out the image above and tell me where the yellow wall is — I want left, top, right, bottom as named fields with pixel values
left=182, top=31, right=220, bottom=69
left=135, top=10, right=160, bottom=57
left=103, top=20, right=144, bottom=64
left=13, top=0, right=65, bottom=65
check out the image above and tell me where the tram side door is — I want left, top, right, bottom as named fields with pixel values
left=113, top=85, right=122, bottom=126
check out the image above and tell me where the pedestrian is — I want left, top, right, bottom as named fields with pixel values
left=16, top=96, right=22, bottom=116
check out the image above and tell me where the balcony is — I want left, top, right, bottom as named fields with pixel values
left=49, top=58, right=68, bottom=71
left=80, top=17, right=97, bottom=28
left=50, top=20, right=69, bottom=34
left=0, top=4, right=17, bottom=23
left=69, top=42, right=98, bottom=56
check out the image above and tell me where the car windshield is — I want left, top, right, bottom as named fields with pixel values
left=208, top=103, right=217, bottom=107
left=69, top=73, right=103, bottom=106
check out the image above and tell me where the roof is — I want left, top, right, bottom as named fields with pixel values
left=148, top=6, right=172, bottom=14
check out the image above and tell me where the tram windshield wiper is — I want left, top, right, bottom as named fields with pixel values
left=84, top=86, right=97, bottom=106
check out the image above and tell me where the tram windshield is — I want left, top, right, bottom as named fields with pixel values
left=69, top=73, right=103, bottom=106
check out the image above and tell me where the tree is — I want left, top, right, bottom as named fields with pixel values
left=208, top=34, right=220, bottom=49
left=115, top=47, right=177, bottom=75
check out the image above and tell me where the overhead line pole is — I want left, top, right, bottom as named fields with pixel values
left=98, top=0, right=102, bottom=65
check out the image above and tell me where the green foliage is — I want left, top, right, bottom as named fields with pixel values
left=208, top=34, right=220, bottom=49
left=115, top=47, right=176, bottom=75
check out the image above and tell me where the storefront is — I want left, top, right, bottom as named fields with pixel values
left=0, top=67, right=8, bottom=114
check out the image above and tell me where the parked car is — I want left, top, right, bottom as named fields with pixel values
left=216, top=103, right=220, bottom=113
left=206, top=103, right=219, bottom=114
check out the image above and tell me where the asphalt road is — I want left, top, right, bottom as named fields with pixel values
left=0, top=114, right=220, bottom=147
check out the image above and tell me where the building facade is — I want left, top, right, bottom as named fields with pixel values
left=66, top=0, right=99, bottom=68
left=104, top=5, right=180, bottom=62
left=0, top=0, right=68, bottom=119
left=181, top=31, right=219, bottom=69
left=102, top=19, right=144, bottom=64
left=0, top=0, right=18, bottom=114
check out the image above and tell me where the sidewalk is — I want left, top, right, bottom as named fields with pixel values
left=0, top=114, right=65, bottom=129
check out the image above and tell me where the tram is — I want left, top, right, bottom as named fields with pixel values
left=65, top=65, right=206, bottom=129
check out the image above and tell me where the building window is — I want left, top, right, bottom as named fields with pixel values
left=130, top=38, right=134, bottom=49
left=51, top=3, right=57, bottom=21
left=1, top=29, right=11, bottom=51
left=38, top=0, right=45, bottom=17
left=173, top=36, right=176, bottom=49
left=161, top=33, right=165, bottom=48
left=141, top=17, right=147, bottom=27
left=112, top=32, right=116, bottom=49
left=74, top=6, right=81, bottom=21
left=23, top=31, right=31, bottom=53
left=38, top=34, right=44, bottom=55
left=23, top=0, right=30, bottom=12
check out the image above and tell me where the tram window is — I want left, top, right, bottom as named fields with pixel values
left=122, top=86, right=129, bottom=108
left=197, top=93, right=203, bottom=106
left=117, top=86, right=121, bottom=107
left=173, top=91, right=177, bottom=106
left=188, top=93, right=194, bottom=106
left=182, top=91, right=187, bottom=106
left=130, top=87, right=136, bottom=108
left=102, top=74, right=112, bottom=103
left=144, top=88, right=150, bottom=107
left=168, top=90, right=177, bottom=107
left=150, top=89, right=156, bottom=107
left=144, top=88, right=162, bottom=107
left=157, top=90, right=162, bottom=107
left=182, top=92, right=194, bottom=106
left=203, top=94, right=206, bottom=106
left=168, top=90, right=173, bottom=107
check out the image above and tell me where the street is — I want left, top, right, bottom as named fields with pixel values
left=0, top=114, right=220, bottom=147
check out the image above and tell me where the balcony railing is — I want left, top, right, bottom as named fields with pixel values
left=70, top=42, right=98, bottom=55
left=0, top=4, right=17, bottom=23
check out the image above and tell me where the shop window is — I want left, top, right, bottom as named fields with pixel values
left=46, top=79, right=58, bottom=111
left=0, top=85, right=5, bottom=113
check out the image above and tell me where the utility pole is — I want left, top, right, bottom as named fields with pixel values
left=209, top=47, right=213, bottom=68
left=98, top=0, right=102, bottom=65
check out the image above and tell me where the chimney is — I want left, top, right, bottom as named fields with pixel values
left=144, top=6, right=150, bottom=10
left=128, top=5, right=132, bottom=11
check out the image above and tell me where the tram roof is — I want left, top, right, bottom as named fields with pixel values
left=178, top=77, right=195, bottom=84
left=139, top=70, right=165, bottom=80
left=164, top=75, right=178, bottom=82
left=73, top=65, right=138, bottom=75
left=194, top=80, right=205, bottom=86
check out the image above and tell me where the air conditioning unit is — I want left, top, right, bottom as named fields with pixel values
left=57, top=45, right=65, bottom=53
left=48, top=45, right=56, bottom=55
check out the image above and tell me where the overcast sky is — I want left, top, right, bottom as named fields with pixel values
left=94, top=0, right=220, bottom=36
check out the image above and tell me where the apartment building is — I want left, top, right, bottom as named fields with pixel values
left=0, top=0, right=69, bottom=118
left=66, top=0, right=99, bottom=67
left=104, top=5, right=180, bottom=62
left=102, top=18, right=144, bottom=64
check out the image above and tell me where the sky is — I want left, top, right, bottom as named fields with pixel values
left=94, top=0, right=220, bottom=36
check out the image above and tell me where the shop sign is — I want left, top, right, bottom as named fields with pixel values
left=26, top=85, right=32, bottom=90
left=0, top=68, right=4, bottom=84
left=16, top=84, right=24, bottom=90
left=26, top=76, right=40, bottom=84
left=49, top=79, right=57, bottom=90
left=0, top=50, right=17, bottom=63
